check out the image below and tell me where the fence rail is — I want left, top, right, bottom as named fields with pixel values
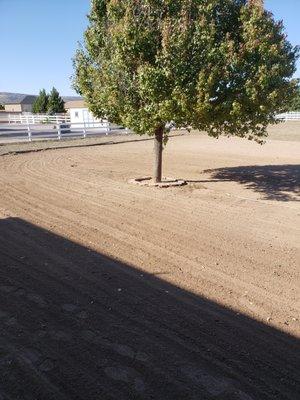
left=275, top=112, right=300, bottom=121
left=8, top=113, right=71, bottom=125
left=0, top=121, right=128, bottom=143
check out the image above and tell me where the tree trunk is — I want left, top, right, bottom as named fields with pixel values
left=153, top=126, right=163, bottom=183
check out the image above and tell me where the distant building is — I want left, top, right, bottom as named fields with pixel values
left=4, top=94, right=37, bottom=113
left=64, top=100, right=105, bottom=127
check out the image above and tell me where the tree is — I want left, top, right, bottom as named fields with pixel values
left=47, top=87, right=65, bottom=114
left=32, top=89, right=48, bottom=114
left=74, top=0, right=298, bottom=183
left=289, top=87, right=300, bottom=111
left=248, top=0, right=263, bottom=8
left=0, top=104, right=4, bottom=110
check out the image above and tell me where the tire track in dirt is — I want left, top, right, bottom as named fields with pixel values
left=0, top=135, right=299, bottom=398
left=2, top=168, right=297, bottom=324
left=0, top=221, right=299, bottom=399
left=0, top=145, right=299, bottom=329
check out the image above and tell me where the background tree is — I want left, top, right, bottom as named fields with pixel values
left=289, top=87, right=300, bottom=111
left=47, top=87, right=65, bottom=114
left=0, top=104, right=4, bottom=110
left=32, top=89, right=48, bottom=114
left=74, top=0, right=298, bottom=183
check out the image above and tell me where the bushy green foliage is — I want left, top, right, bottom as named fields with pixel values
left=47, top=87, right=65, bottom=114
left=32, top=89, right=48, bottom=114
left=33, top=88, right=65, bottom=114
left=289, top=87, right=300, bottom=111
left=74, top=0, right=299, bottom=143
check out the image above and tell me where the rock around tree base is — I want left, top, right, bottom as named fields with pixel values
left=128, top=177, right=186, bottom=188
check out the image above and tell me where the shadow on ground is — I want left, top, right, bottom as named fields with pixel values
left=203, top=164, right=300, bottom=201
left=0, top=218, right=299, bottom=399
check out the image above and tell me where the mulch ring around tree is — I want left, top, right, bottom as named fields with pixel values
left=128, top=176, right=186, bottom=188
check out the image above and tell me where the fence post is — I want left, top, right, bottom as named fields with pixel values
left=27, top=124, right=32, bottom=141
left=105, top=122, right=110, bottom=136
left=58, top=124, right=61, bottom=140
left=83, top=121, right=87, bottom=138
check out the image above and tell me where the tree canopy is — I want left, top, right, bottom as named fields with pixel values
left=289, top=87, right=300, bottom=111
left=47, top=87, right=65, bottom=115
left=74, top=0, right=299, bottom=181
left=32, top=88, right=65, bottom=114
left=32, top=89, right=49, bottom=114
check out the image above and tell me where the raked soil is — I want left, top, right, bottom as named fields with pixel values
left=0, top=131, right=299, bottom=399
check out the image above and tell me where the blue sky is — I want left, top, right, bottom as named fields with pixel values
left=0, top=0, right=299, bottom=96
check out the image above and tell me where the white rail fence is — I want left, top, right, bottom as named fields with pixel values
left=9, top=111, right=300, bottom=125
left=0, top=121, right=128, bottom=143
left=275, top=112, right=300, bottom=121
left=8, top=113, right=71, bottom=125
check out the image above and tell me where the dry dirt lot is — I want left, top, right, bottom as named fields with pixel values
left=0, top=124, right=299, bottom=399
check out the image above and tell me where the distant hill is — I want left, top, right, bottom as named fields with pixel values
left=0, top=92, right=82, bottom=105
left=0, top=92, right=33, bottom=105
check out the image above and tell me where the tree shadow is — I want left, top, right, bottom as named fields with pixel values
left=203, top=164, right=300, bottom=201
left=0, top=218, right=299, bottom=399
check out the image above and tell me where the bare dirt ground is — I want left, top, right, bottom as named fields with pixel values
left=0, top=123, right=299, bottom=399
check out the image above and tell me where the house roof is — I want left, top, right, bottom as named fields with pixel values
left=19, top=95, right=38, bottom=104
left=62, top=96, right=83, bottom=102
left=64, top=100, right=87, bottom=109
